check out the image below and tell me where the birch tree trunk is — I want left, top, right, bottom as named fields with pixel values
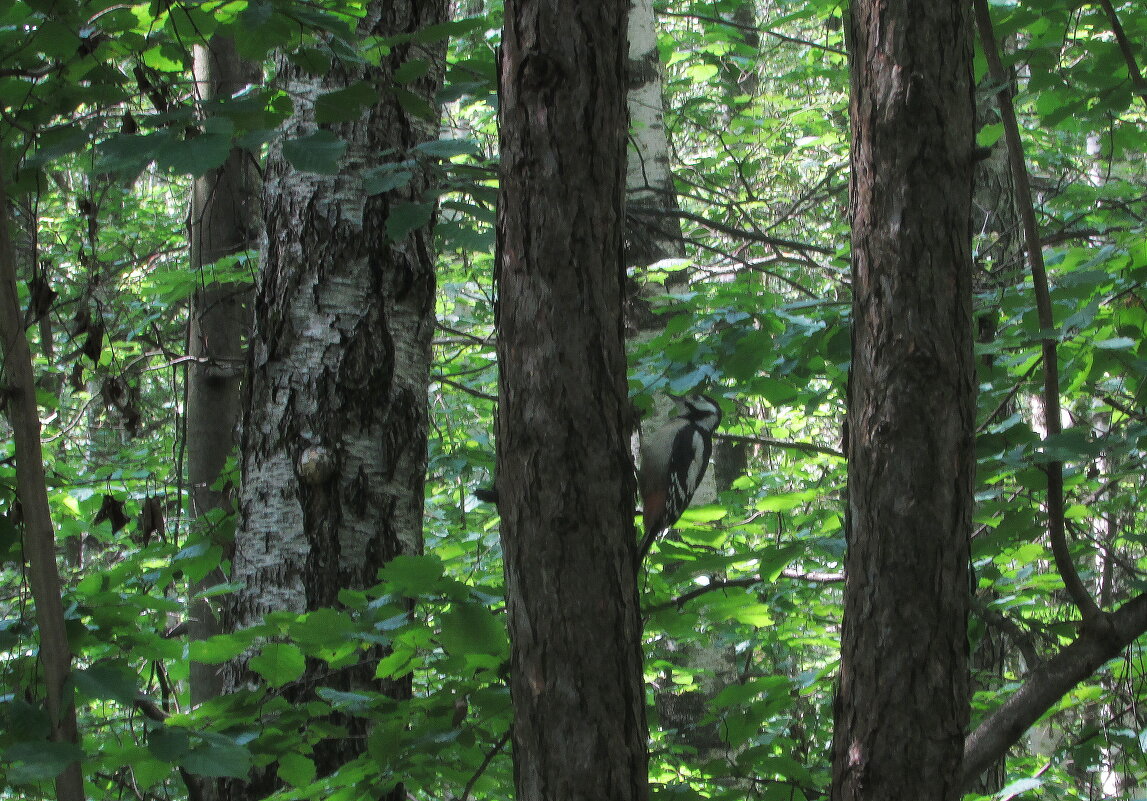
left=221, top=1, right=445, bottom=794
left=496, top=1, right=649, bottom=798
left=626, top=0, right=685, bottom=280
left=830, top=0, right=976, bottom=798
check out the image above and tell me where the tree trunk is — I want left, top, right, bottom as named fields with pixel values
left=496, top=2, right=649, bottom=799
left=220, top=1, right=445, bottom=795
left=186, top=34, right=259, bottom=709
left=830, top=1, right=976, bottom=799
left=0, top=165, right=85, bottom=801
left=626, top=0, right=685, bottom=280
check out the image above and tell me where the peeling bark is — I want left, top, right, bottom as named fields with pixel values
left=221, top=1, right=445, bottom=794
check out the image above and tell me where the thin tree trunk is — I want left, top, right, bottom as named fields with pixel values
left=0, top=167, right=85, bottom=801
left=186, top=34, right=259, bottom=709
left=830, top=0, right=976, bottom=799
left=496, top=1, right=649, bottom=799
left=220, top=2, right=445, bottom=795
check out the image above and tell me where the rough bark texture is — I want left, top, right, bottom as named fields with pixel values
left=496, top=2, right=649, bottom=800
left=221, top=0, right=445, bottom=794
left=830, top=1, right=976, bottom=800
left=0, top=170, right=85, bottom=801
left=187, top=34, right=259, bottom=708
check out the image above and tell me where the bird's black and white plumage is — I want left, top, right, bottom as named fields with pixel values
left=637, top=394, right=722, bottom=564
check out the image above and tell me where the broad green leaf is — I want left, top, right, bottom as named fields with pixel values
left=3, top=741, right=83, bottom=783
left=755, top=488, right=819, bottom=513
left=386, top=201, right=435, bottom=241
left=363, top=164, right=414, bottom=195
left=249, top=642, right=306, bottom=687
left=289, top=607, right=355, bottom=649
left=74, top=661, right=139, bottom=705
left=181, top=739, right=253, bottom=779
left=156, top=132, right=232, bottom=176
left=438, top=601, right=507, bottom=659
left=315, top=81, right=379, bottom=124
left=2, top=699, right=50, bottom=741
left=414, top=138, right=479, bottom=159
left=282, top=130, right=346, bottom=174
left=394, top=58, right=430, bottom=83
left=190, top=632, right=252, bottom=665
left=148, top=726, right=190, bottom=762
left=277, top=752, right=316, bottom=787
left=377, top=553, right=445, bottom=594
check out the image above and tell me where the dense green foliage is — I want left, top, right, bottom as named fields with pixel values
left=0, top=0, right=1145, bottom=799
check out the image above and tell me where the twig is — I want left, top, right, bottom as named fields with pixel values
left=434, top=375, right=497, bottom=403
left=717, top=432, right=843, bottom=459
left=629, top=202, right=836, bottom=255
left=657, top=10, right=848, bottom=57
left=460, top=730, right=511, bottom=801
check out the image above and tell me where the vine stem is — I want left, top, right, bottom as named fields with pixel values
left=972, top=0, right=1103, bottom=623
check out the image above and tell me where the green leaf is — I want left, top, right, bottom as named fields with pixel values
left=96, top=132, right=169, bottom=175
left=725, top=329, right=774, bottom=380
left=3, top=741, right=84, bottom=783
left=393, top=87, right=436, bottom=121
left=289, top=607, right=355, bottom=650
left=377, top=553, right=445, bottom=594
left=148, top=726, right=190, bottom=762
left=282, top=130, right=346, bottom=174
left=277, top=752, right=317, bottom=787
left=438, top=601, right=507, bottom=659
left=2, top=699, right=50, bottom=741
left=755, top=488, right=819, bottom=513
left=758, top=544, right=802, bottom=582
left=414, top=138, right=479, bottom=159
left=315, top=81, right=379, bottom=123
left=375, top=645, right=418, bottom=680
left=191, top=632, right=253, bottom=665
left=156, top=132, right=233, bottom=176
left=181, top=738, right=253, bottom=779
left=249, top=642, right=306, bottom=687
left=363, top=164, right=414, bottom=195
left=74, top=661, right=139, bottom=705
left=702, top=589, right=774, bottom=627
left=394, top=59, right=430, bottom=83
left=976, top=123, right=1003, bottom=147
left=386, top=200, right=435, bottom=241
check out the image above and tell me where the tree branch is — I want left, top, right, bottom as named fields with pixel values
left=718, top=431, right=844, bottom=459
left=1093, top=0, right=1147, bottom=111
left=629, top=201, right=836, bottom=255
left=974, top=0, right=1101, bottom=623
left=961, top=593, right=1147, bottom=789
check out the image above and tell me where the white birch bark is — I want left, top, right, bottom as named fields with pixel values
left=220, top=2, right=445, bottom=789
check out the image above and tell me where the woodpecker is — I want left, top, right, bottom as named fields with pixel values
left=637, top=394, right=722, bottom=564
